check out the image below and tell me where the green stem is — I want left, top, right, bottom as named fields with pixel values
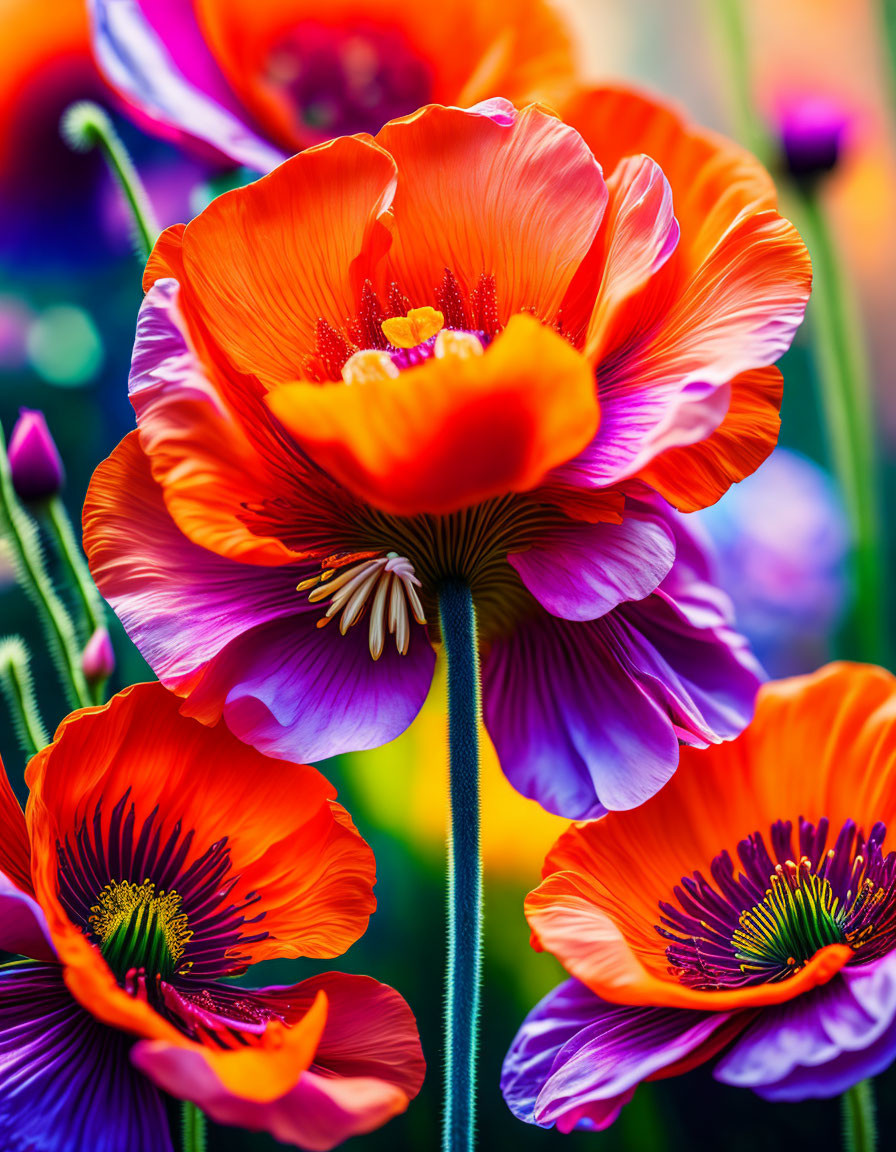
left=181, top=1102, right=207, bottom=1152
left=795, top=186, right=885, bottom=663
left=41, top=496, right=107, bottom=702
left=61, top=101, right=159, bottom=262
left=0, top=637, right=49, bottom=758
left=842, top=1079, right=876, bottom=1152
left=711, top=0, right=772, bottom=163
left=878, top=0, right=896, bottom=105
left=438, top=581, right=483, bottom=1152
left=0, top=429, right=91, bottom=710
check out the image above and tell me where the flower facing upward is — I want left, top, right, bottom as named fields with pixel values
left=85, top=91, right=811, bottom=818
left=502, top=664, right=896, bottom=1131
left=89, top=0, right=576, bottom=171
left=0, top=682, right=423, bottom=1151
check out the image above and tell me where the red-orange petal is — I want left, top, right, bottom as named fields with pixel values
left=26, top=682, right=376, bottom=965
left=0, top=753, right=32, bottom=896
left=637, top=366, right=783, bottom=511
left=377, top=102, right=607, bottom=325
left=265, top=313, right=600, bottom=516
left=173, top=135, right=397, bottom=386
left=526, top=664, right=896, bottom=1010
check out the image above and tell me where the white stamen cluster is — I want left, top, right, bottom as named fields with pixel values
left=298, top=552, right=426, bottom=659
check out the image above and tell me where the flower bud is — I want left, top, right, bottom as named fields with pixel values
left=779, top=95, right=850, bottom=183
left=8, top=408, right=64, bottom=502
left=82, top=626, right=115, bottom=684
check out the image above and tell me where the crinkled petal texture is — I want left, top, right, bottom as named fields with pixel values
left=89, top=0, right=575, bottom=167
left=482, top=503, right=762, bottom=819
left=554, top=84, right=811, bottom=509
left=26, top=681, right=377, bottom=969
left=83, top=433, right=436, bottom=760
left=0, top=962, right=172, bottom=1152
left=502, top=978, right=745, bottom=1132
left=134, top=973, right=425, bottom=1150
left=714, top=952, right=896, bottom=1100
left=525, top=664, right=895, bottom=1012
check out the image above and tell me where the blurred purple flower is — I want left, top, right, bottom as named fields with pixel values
left=697, top=448, right=851, bottom=676
left=778, top=95, right=850, bottom=180
left=8, top=409, right=64, bottom=502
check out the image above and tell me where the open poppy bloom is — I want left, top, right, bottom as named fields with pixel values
left=84, top=91, right=810, bottom=818
left=502, top=663, right=896, bottom=1130
left=88, top=0, right=575, bottom=171
left=0, top=681, right=424, bottom=1150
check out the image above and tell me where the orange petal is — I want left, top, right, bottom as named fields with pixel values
left=377, top=103, right=606, bottom=325
left=265, top=313, right=599, bottom=516
left=52, top=923, right=329, bottom=1101
left=26, top=682, right=376, bottom=963
left=637, top=366, right=783, bottom=511
left=143, top=222, right=186, bottom=290
left=0, top=754, right=31, bottom=895
left=175, top=135, right=397, bottom=386
left=526, top=664, right=896, bottom=1009
left=564, top=85, right=778, bottom=272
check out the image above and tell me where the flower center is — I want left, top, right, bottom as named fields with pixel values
left=265, top=20, right=433, bottom=142
left=658, top=818, right=896, bottom=989
left=89, top=880, right=191, bottom=982
left=298, top=550, right=426, bottom=659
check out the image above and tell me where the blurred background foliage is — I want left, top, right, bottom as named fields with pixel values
left=0, top=0, right=894, bottom=1147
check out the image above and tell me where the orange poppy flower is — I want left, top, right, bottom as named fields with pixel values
left=504, top=664, right=896, bottom=1130
left=0, top=682, right=423, bottom=1150
left=84, top=92, right=809, bottom=819
left=90, top=0, right=575, bottom=170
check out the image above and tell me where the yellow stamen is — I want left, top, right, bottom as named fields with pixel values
left=381, top=306, right=444, bottom=349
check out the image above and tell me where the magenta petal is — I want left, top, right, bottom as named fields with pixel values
left=509, top=496, right=675, bottom=621
left=715, top=954, right=896, bottom=1100
left=0, top=872, right=55, bottom=961
left=90, top=0, right=285, bottom=171
left=502, top=978, right=733, bottom=1133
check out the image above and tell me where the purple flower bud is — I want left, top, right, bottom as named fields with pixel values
left=779, top=95, right=850, bottom=181
left=7, top=409, right=64, bottom=501
left=82, top=626, right=115, bottom=684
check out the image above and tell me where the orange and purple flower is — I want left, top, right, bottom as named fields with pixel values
left=503, top=664, right=896, bottom=1130
left=0, top=681, right=423, bottom=1150
left=89, top=0, right=575, bottom=171
left=84, top=91, right=810, bottom=818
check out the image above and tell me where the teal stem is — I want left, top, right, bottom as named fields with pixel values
left=0, top=637, right=49, bottom=758
left=41, top=496, right=107, bottom=703
left=842, top=1079, right=876, bottom=1152
left=61, top=101, right=159, bottom=263
left=795, top=186, right=885, bottom=663
left=438, top=580, right=483, bottom=1152
left=0, top=429, right=91, bottom=710
left=711, top=0, right=772, bottom=163
left=181, top=1102, right=207, bottom=1152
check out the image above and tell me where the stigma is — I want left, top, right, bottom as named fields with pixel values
left=298, top=552, right=426, bottom=659
left=89, top=880, right=191, bottom=981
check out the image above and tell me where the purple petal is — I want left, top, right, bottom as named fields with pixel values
left=89, top=0, right=285, bottom=172
left=509, top=495, right=676, bottom=621
left=0, top=962, right=170, bottom=1152
left=715, top=953, right=896, bottom=1100
left=186, top=609, right=435, bottom=763
left=502, top=978, right=733, bottom=1132
left=0, top=872, right=55, bottom=961
left=482, top=564, right=760, bottom=817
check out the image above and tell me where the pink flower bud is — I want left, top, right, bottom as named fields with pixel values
left=8, top=409, right=64, bottom=501
left=779, top=95, right=850, bottom=182
left=82, top=627, right=115, bottom=684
